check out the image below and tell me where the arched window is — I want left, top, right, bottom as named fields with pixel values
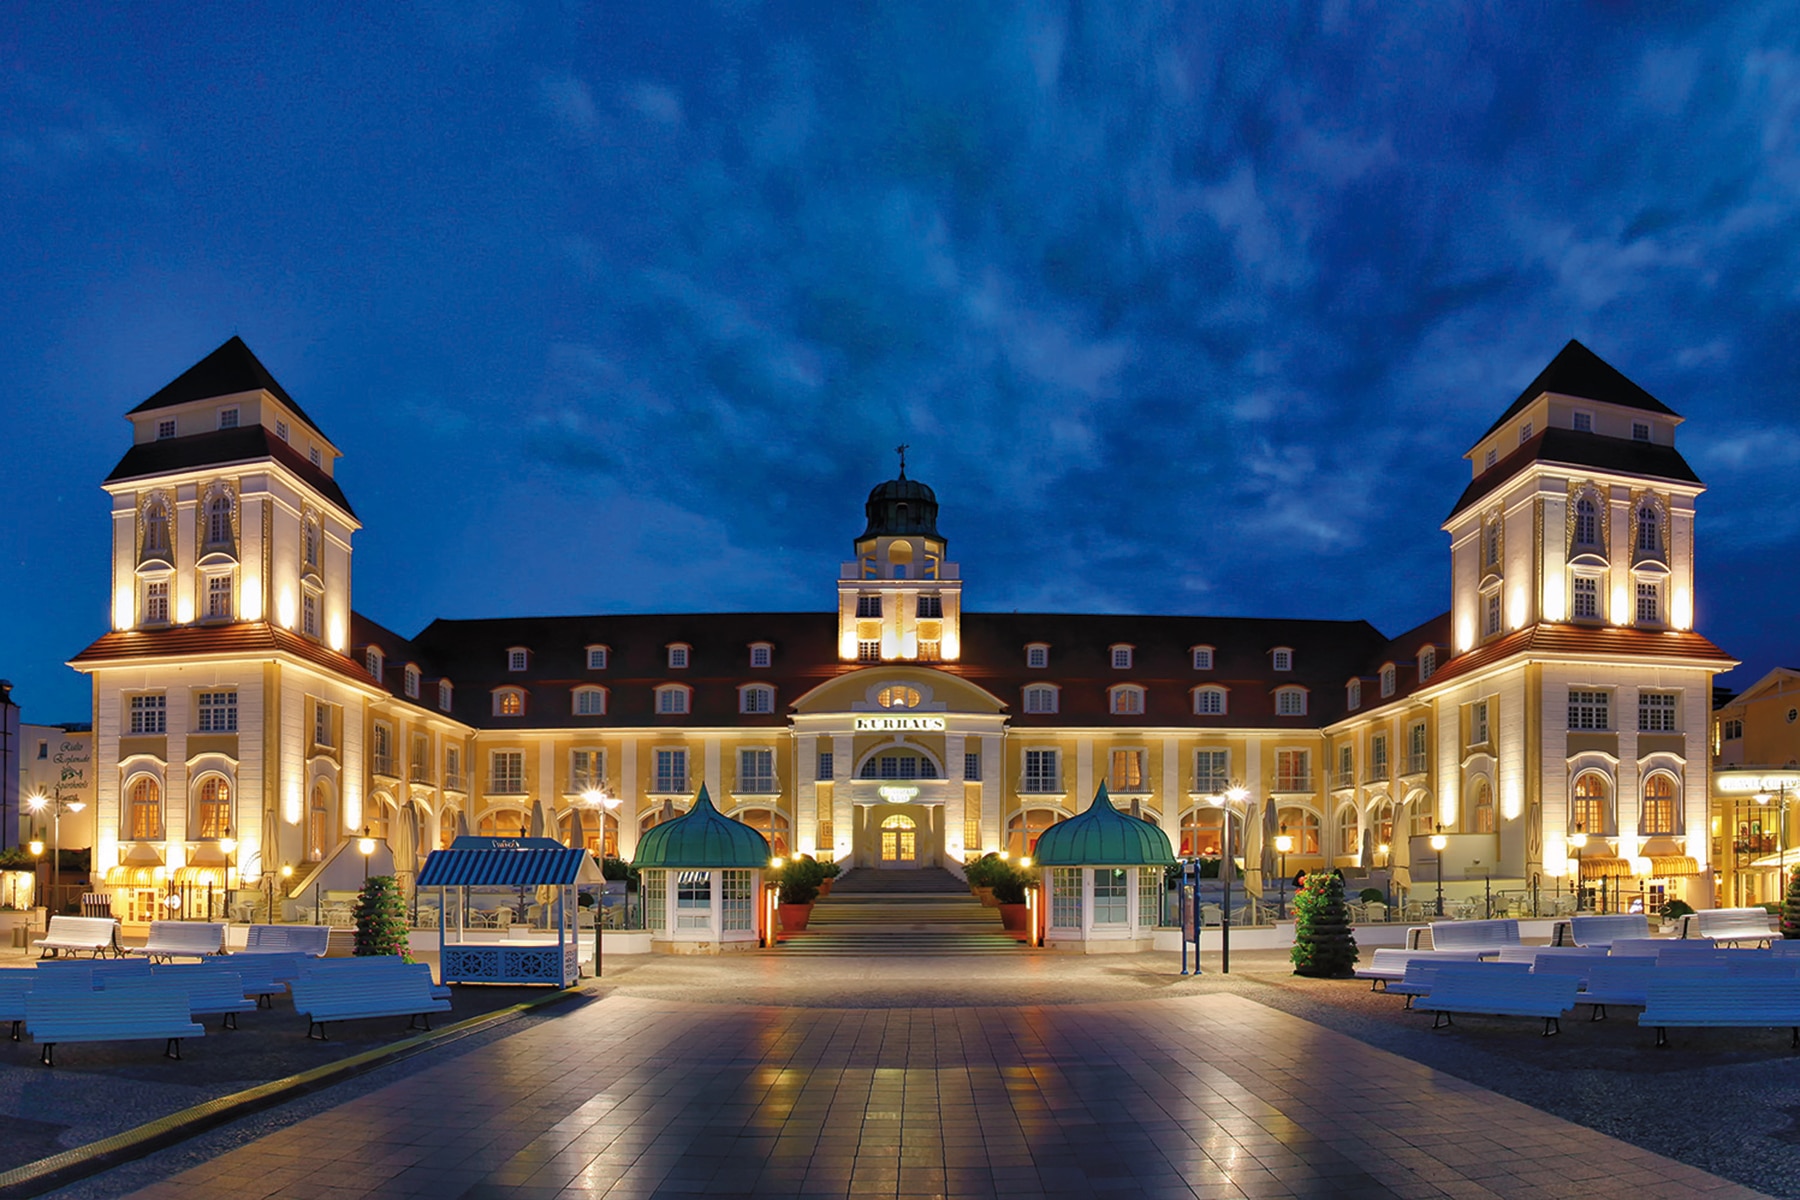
left=858, top=751, right=939, bottom=780
left=478, top=809, right=528, bottom=838
left=1336, top=806, right=1357, bottom=857
left=302, top=517, right=320, bottom=570
left=128, top=776, right=162, bottom=840
left=142, top=499, right=171, bottom=559
left=1179, top=807, right=1243, bottom=859
left=1278, top=807, right=1321, bottom=855
left=194, top=776, right=231, bottom=839
left=494, top=688, right=526, bottom=716
left=1484, top=519, right=1501, bottom=568
left=1571, top=771, right=1611, bottom=836
left=1641, top=773, right=1678, bottom=835
left=308, top=781, right=331, bottom=861
left=440, top=808, right=458, bottom=851
left=205, top=495, right=232, bottom=548
left=1470, top=778, right=1495, bottom=833
left=1006, top=808, right=1065, bottom=856
left=736, top=808, right=790, bottom=857
left=1574, top=495, right=1599, bottom=547
left=1194, top=687, right=1227, bottom=716
left=1637, top=504, right=1660, bottom=555
left=1371, top=799, right=1395, bottom=851
left=558, top=809, right=619, bottom=858
left=877, top=685, right=921, bottom=709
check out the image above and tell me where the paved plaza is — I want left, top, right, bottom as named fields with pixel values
left=110, top=974, right=1767, bottom=1200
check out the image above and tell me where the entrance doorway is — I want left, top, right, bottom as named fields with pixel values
left=880, top=814, right=917, bottom=865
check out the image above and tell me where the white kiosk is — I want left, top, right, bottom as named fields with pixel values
left=416, top=836, right=605, bottom=986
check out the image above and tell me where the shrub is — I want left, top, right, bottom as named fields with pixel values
left=1358, top=888, right=1385, bottom=905
left=992, top=861, right=1037, bottom=906
left=1783, top=868, right=1800, bottom=940
left=1659, top=898, right=1695, bottom=923
left=774, top=856, right=827, bottom=905
left=818, top=859, right=841, bottom=879
left=1290, top=870, right=1358, bottom=977
left=353, top=874, right=411, bottom=959
left=964, top=854, right=1008, bottom=889
left=601, top=857, right=638, bottom=888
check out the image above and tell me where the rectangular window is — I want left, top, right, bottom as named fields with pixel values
left=1111, top=647, right=1133, bottom=669
left=302, top=591, right=318, bottom=638
left=1093, top=868, right=1128, bottom=925
left=197, top=691, right=237, bottom=733
left=1192, top=647, right=1213, bottom=670
left=858, top=640, right=881, bottom=663
left=1274, top=750, right=1309, bottom=791
left=657, top=688, right=688, bottom=715
left=1272, top=649, right=1292, bottom=671
left=918, top=639, right=941, bottom=661
left=275, top=420, right=289, bottom=442
left=1568, top=690, right=1609, bottom=731
left=1024, top=686, right=1057, bottom=714
left=916, top=595, right=942, bottom=619
left=411, top=734, right=430, bottom=782
left=157, top=418, right=176, bottom=440
left=750, top=644, right=772, bottom=667
left=508, top=649, right=528, bottom=671
left=738, top=748, right=775, bottom=793
left=204, top=574, right=231, bottom=619
left=490, top=750, right=524, bottom=793
left=1408, top=722, right=1428, bottom=774
left=1573, top=575, right=1599, bottom=619
left=1573, top=411, right=1593, bottom=433
left=217, top=407, right=238, bottom=430
left=1027, top=645, right=1048, bottom=668
left=856, top=596, right=883, bottom=618
left=312, top=701, right=333, bottom=747
left=964, top=751, right=981, bottom=782
left=145, top=580, right=169, bottom=624
left=740, top=687, right=773, bottom=714
left=643, top=872, right=666, bottom=932
left=1636, top=580, right=1660, bottom=623
left=668, top=645, right=689, bottom=668
left=1139, top=867, right=1162, bottom=929
left=1638, top=692, right=1678, bottom=733
left=309, top=446, right=322, bottom=467
left=1337, top=744, right=1353, bottom=787
left=404, top=666, right=421, bottom=699
left=963, top=805, right=981, bottom=854
left=676, top=870, right=711, bottom=929
left=128, top=693, right=167, bottom=735
left=444, top=747, right=462, bottom=790
left=1050, top=868, right=1082, bottom=930
left=1023, top=749, right=1060, bottom=793
left=1369, top=734, right=1389, bottom=779
left=816, top=752, right=834, bottom=781
left=1723, top=718, right=1743, bottom=741
left=571, top=749, right=605, bottom=792
left=1111, top=688, right=1143, bottom=715
left=1194, top=750, right=1228, bottom=793
left=1632, top=421, right=1651, bottom=442
left=573, top=688, right=605, bottom=715
left=1484, top=448, right=1497, bottom=469
left=721, top=869, right=753, bottom=931
left=587, top=646, right=608, bottom=669
left=1470, top=701, right=1490, bottom=744
left=371, top=723, right=394, bottom=775
left=1195, top=688, right=1224, bottom=715
left=654, top=749, right=687, bottom=794
left=1110, top=750, right=1146, bottom=792
left=1484, top=591, right=1502, bottom=637
left=1276, top=689, right=1306, bottom=716
left=1520, top=422, right=1532, bottom=443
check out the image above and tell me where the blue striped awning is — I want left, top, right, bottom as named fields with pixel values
left=417, top=844, right=606, bottom=887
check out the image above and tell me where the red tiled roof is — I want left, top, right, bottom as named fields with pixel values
left=1425, top=625, right=1736, bottom=689
left=69, top=622, right=378, bottom=686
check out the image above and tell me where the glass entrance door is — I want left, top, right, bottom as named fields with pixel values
left=880, top=814, right=917, bottom=865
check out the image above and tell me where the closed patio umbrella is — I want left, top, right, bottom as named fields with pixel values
left=529, top=800, right=546, bottom=839
left=456, top=809, right=471, bottom=840
left=568, top=805, right=586, bottom=851
left=1360, top=825, right=1375, bottom=872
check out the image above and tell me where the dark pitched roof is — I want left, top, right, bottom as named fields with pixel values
left=1339, top=612, right=1454, bottom=717
left=103, top=426, right=357, bottom=518
left=129, top=337, right=331, bottom=441
left=1425, top=625, right=1735, bottom=691
left=1446, top=427, right=1701, bottom=521
left=351, top=613, right=453, bottom=715
left=1480, top=339, right=1680, bottom=440
left=68, top=621, right=378, bottom=685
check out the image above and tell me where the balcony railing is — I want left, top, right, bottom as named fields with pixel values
left=488, top=776, right=525, bottom=794
left=1107, top=778, right=1153, bottom=795
left=1019, top=774, right=1064, bottom=795
left=651, top=776, right=689, bottom=795
left=371, top=755, right=398, bottom=778
left=410, top=765, right=433, bottom=785
left=1403, top=753, right=1429, bottom=776
left=1272, top=775, right=1313, bottom=792
left=443, top=772, right=466, bottom=792
left=1193, top=776, right=1229, bottom=795
left=1365, top=761, right=1390, bottom=783
left=1332, top=770, right=1355, bottom=789
left=736, top=777, right=779, bottom=795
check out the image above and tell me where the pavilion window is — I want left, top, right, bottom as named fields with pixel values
left=1050, top=869, right=1082, bottom=930
left=643, top=873, right=667, bottom=931
left=676, top=871, right=712, bottom=929
left=721, top=869, right=754, bottom=931
left=1138, top=868, right=1162, bottom=928
left=1093, top=868, right=1129, bottom=925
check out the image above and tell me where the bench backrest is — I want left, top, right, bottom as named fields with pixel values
left=1369, top=948, right=1483, bottom=970
left=243, top=925, right=331, bottom=956
left=1404, top=960, right=1529, bottom=985
left=143, top=922, right=226, bottom=953
left=1656, top=940, right=1730, bottom=962
left=1566, top=914, right=1650, bottom=947
left=41, top=916, right=118, bottom=945
left=1426, top=919, right=1521, bottom=951
left=290, top=972, right=438, bottom=1016
left=1641, top=975, right=1800, bottom=1020
left=1608, top=938, right=1669, bottom=957
left=117, top=970, right=248, bottom=1011
left=26, top=984, right=199, bottom=1037
left=1694, top=908, right=1775, bottom=937
left=1427, top=969, right=1577, bottom=1010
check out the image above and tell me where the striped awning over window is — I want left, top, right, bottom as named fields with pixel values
left=1649, top=855, right=1699, bottom=877
left=1576, top=856, right=1633, bottom=879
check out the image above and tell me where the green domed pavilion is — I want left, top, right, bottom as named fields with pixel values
left=1033, top=784, right=1173, bottom=952
left=631, top=786, right=771, bottom=953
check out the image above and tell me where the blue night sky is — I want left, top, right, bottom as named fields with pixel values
left=3, top=3, right=1798, bottom=721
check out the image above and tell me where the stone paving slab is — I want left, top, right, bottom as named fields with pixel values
left=118, top=992, right=1769, bottom=1200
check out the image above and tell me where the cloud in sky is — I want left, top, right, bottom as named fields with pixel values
left=2, top=1, right=1799, bottom=717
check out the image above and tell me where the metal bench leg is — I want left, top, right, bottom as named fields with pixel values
left=1655, top=1026, right=1669, bottom=1049
left=10, top=1020, right=19, bottom=1042
left=221, top=1012, right=238, bottom=1031
left=165, top=1038, right=182, bottom=1060
left=1792, top=1027, right=1798, bottom=1050
left=1541, top=1017, right=1560, bottom=1037
left=1589, top=1003, right=1606, bottom=1022
left=308, top=1020, right=328, bottom=1041
left=40, top=1043, right=54, bottom=1067
left=407, top=1013, right=433, bottom=1032
left=1431, top=1011, right=1453, bottom=1029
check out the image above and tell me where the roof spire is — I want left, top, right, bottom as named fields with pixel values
left=895, top=443, right=909, bottom=479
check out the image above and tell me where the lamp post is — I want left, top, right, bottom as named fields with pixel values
left=1430, top=825, right=1448, bottom=917
left=1211, top=786, right=1248, bottom=973
left=276, top=863, right=293, bottom=923
left=1378, top=842, right=1392, bottom=909
left=25, top=792, right=86, bottom=918
left=1275, top=826, right=1293, bottom=920
left=219, top=826, right=237, bottom=923
left=358, top=827, right=376, bottom=881
left=1569, top=825, right=1588, bottom=912
left=1756, top=782, right=1790, bottom=906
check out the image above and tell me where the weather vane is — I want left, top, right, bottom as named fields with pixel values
left=896, top=442, right=909, bottom=478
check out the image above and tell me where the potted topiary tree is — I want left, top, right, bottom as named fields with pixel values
left=1290, top=869, right=1358, bottom=977
left=993, top=861, right=1034, bottom=936
left=353, top=874, right=411, bottom=959
left=1782, top=867, right=1800, bottom=940
left=817, top=859, right=841, bottom=897
left=774, top=857, right=826, bottom=932
left=965, top=853, right=1005, bottom=906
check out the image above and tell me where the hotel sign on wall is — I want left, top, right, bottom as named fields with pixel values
left=854, top=716, right=946, bottom=732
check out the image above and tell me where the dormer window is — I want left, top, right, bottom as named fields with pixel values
left=586, top=645, right=609, bottom=670
left=218, top=407, right=239, bottom=430
left=1484, top=448, right=1497, bottom=470
left=309, top=446, right=322, bottom=467
left=1380, top=664, right=1396, bottom=698
left=1347, top=680, right=1361, bottom=710
left=1110, top=645, right=1134, bottom=669
left=574, top=686, right=607, bottom=716
left=1023, top=684, right=1059, bottom=714
left=1192, top=646, right=1213, bottom=670
left=1026, top=643, right=1049, bottom=669
left=365, top=647, right=384, bottom=678
left=276, top=420, right=289, bottom=442
left=655, top=684, right=691, bottom=714
left=157, top=418, right=176, bottom=440
left=1419, top=646, right=1436, bottom=682
left=404, top=665, right=421, bottom=699
left=1275, top=686, right=1307, bottom=716
left=1573, top=411, right=1593, bottom=433
left=739, top=684, right=775, bottom=714
left=1109, top=685, right=1144, bottom=715
left=667, top=644, right=690, bottom=669
left=1271, top=648, right=1293, bottom=672
left=1193, top=686, right=1227, bottom=716
left=749, top=642, right=773, bottom=668
left=493, top=687, right=526, bottom=717
left=1632, top=421, right=1651, bottom=442
left=507, top=647, right=529, bottom=672
left=438, top=680, right=453, bottom=712
left=1520, top=422, right=1532, bottom=443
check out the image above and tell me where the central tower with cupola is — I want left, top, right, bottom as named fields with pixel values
left=837, top=460, right=962, bottom=663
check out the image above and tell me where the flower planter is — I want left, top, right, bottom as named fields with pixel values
left=818, top=879, right=833, bottom=898
left=974, top=886, right=998, bottom=908
left=778, top=902, right=814, bottom=932
left=998, top=902, right=1030, bottom=934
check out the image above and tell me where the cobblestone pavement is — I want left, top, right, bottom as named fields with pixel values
left=117, top=984, right=1768, bottom=1200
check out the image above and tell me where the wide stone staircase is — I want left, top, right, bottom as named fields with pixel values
left=779, top=866, right=1024, bottom=955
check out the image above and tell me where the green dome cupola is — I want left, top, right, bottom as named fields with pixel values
left=1032, top=784, right=1176, bottom=867
left=631, top=785, right=772, bottom=869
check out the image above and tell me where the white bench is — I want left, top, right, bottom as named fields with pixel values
left=213, top=952, right=306, bottom=1006
left=25, top=984, right=203, bottom=1066
left=1492, top=947, right=1611, bottom=986
left=1550, top=913, right=1649, bottom=948
left=32, top=916, right=119, bottom=959
left=1352, top=947, right=1485, bottom=990
left=300, top=956, right=451, bottom=1001
left=127, top=921, right=227, bottom=963
left=117, top=967, right=257, bottom=1029
left=289, top=971, right=451, bottom=1040
left=241, top=924, right=330, bottom=956
left=1684, top=908, right=1776, bottom=947
left=1639, top=975, right=1800, bottom=1048
left=1405, top=918, right=1520, bottom=955
left=1390, top=959, right=1529, bottom=1009
left=1577, top=960, right=1661, bottom=1020
left=1425, top=966, right=1580, bottom=1036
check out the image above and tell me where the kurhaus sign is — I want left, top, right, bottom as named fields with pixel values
left=854, top=715, right=946, bottom=732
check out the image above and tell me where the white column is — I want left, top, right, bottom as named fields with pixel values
left=796, top=732, right=817, bottom=856
left=618, top=739, right=640, bottom=859
left=704, top=736, right=721, bottom=798
left=1076, top=737, right=1093, bottom=808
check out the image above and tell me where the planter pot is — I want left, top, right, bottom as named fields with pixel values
left=778, top=902, right=814, bottom=932
left=974, top=886, right=998, bottom=908
left=818, top=879, right=834, bottom=898
left=998, top=902, right=1030, bottom=934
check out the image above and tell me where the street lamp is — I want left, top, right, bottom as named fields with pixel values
left=1569, top=825, right=1588, bottom=912
left=274, top=862, right=293, bottom=924
left=358, top=827, right=376, bottom=880
left=1756, top=783, right=1790, bottom=904
left=1274, top=826, right=1294, bottom=920
left=1430, top=825, right=1448, bottom=917
left=579, top=786, right=622, bottom=857
left=1378, top=842, right=1392, bottom=909
left=219, top=825, right=237, bottom=921
left=1211, top=786, right=1248, bottom=973
left=25, top=792, right=85, bottom=917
